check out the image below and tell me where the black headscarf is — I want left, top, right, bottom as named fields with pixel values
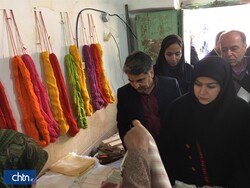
left=154, top=35, right=192, bottom=94
left=159, top=56, right=250, bottom=186
left=191, top=56, right=237, bottom=125
left=155, top=35, right=185, bottom=77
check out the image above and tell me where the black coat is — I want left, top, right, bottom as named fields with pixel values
left=154, top=63, right=193, bottom=95
left=204, top=49, right=218, bottom=57
left=190, top=45, right=199, bottom=65
left=116, top=76, right=181, bottom=146
left=159, top=94, right=250, bottom=187
left=158, top=57, right=250, bottom=187
left=232, top=57, right=250, bottom=105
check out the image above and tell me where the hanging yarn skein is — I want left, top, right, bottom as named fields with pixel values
left=22, top=54, right=60, bottom=142
left=12, top=55, right=50, bottom=147
left=61, top=12, right=88, bottom=129
left=49, top=53, right=79, bottom=136
left=69, top=44, right=93, bottom=115
left=86, top=14, right=114, bottom=106
left=8, top=9, right=59, bottom=142
left=90, top=43, right=115, bottom=104
left=40, top=51, right=70, bottom=135
left=0, top=81, right=17, bottom=131
left=35, top=10, right=70, bottom=135
left=82, top=44, right=106, bottom=110
left=4, top=9, right=50, bottom=147
left=65, top=54, right=88, bottom=129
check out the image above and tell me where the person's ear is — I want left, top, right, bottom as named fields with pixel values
left=244, top=43, right=247, bottom=49
left=150, top=68, right=154, bottom=77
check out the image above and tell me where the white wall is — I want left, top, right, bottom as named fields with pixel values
left=0, top=0, right=129, bottom=173
left=124, top=0, right=175, bottom=12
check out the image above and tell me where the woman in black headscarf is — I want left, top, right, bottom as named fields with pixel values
left=158, top=56, right=250, bottom=187
left=154, top=34, right=193, bottom=94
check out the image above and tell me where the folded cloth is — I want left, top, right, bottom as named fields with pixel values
left=49, top=153, right=97, bottom=176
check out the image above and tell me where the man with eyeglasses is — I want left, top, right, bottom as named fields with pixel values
left=220, top=30, right=250, bottom=104
left=116, top=51, right=181, bottom=147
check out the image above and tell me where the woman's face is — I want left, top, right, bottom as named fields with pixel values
left=164, top=43, right=182, bottom=66
left=194, top=76, right=221, bottom=105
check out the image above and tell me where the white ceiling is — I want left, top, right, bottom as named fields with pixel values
left=179, top=0, right=250, bottom=9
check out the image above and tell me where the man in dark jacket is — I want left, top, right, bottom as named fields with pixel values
left=205, top=30, right=225, bottom=57
left=220, top=30, right=250, bottom=104
left=116, top=51, right=181, bottom=146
